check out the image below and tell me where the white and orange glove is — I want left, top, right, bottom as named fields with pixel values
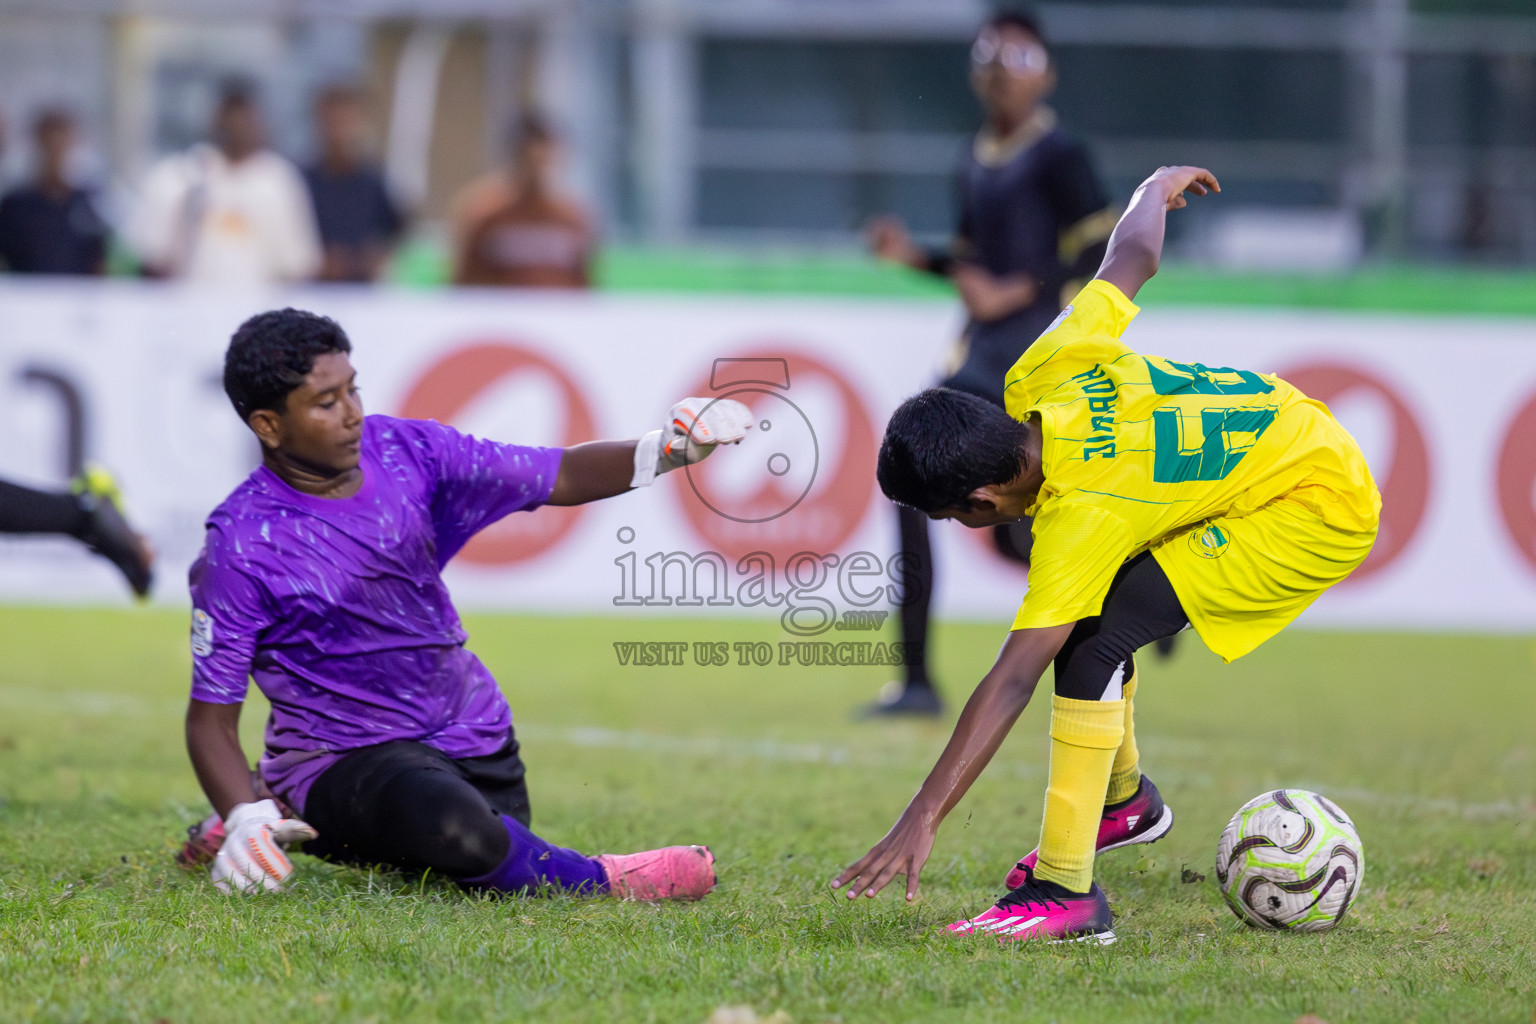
left=631, top=397, right=753, bottom=488
left=209, top=799, right=318, bottom=894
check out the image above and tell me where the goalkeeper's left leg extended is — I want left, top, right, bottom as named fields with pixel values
left=179, top=742, right=715, bottom=902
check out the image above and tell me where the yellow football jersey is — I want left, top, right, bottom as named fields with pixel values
left=1003, top=279, right=1380, bottom=657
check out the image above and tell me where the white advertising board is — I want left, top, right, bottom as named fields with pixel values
left=0, top=280, right=1533, bottom=634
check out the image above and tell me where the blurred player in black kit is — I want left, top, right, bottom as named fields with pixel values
left=0, top=469, right=153, bottom=597
left=863, top=9, right=1117, bottom=716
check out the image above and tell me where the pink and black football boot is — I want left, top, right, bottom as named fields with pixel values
left=948, top=864, right=1116, bottom=945
left=1004, top=774, right=1174, bottom=889
left=176, top=812, right=226, bottom=869
left=597, top=845, right=717, bottom=901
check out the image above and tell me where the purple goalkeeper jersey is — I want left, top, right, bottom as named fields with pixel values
left=189, top=414, right=562, bottom=813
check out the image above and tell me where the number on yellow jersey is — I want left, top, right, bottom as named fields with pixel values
left=1145, top=358, right=1278, bottom=483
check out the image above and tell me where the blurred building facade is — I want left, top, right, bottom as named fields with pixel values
left=0, top=0, right=1533, bottom=264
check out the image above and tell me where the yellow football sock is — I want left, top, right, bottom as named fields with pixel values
left=1034, top=695, right=1126, bottom=893
left=1105, top=663, right=1141, bottom=805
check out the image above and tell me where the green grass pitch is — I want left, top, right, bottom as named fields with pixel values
left=0, top=607, right=1532, bottom=1023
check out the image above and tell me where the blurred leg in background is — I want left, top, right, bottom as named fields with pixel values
left=0, top=474, right=153, bottom=597
left=992, top=519, right=1034, bottom=563
left=860, top=503, right=943, bottom=717
left=861, top=501, right=1034, bottom=719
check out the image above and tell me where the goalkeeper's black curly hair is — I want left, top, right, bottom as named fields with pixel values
left=223, top=308, right=352, bottom=422
left=877, top=388, right=1031, bottom=515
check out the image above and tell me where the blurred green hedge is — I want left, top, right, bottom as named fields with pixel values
left=388, top=240, right=1536, bottom=317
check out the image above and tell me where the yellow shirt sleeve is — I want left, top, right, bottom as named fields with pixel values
left=1002, top=279, right=1141, bottom=421
left=1011, top=499, right=1139, bottom=630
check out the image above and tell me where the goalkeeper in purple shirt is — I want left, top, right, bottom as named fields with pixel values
left=179, top=308, right=750, bottom=900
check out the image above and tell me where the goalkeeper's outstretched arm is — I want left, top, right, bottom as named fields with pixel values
left=1094, top=165, right=1220, bottom=301
left=546, top=397, right=752, bottom=505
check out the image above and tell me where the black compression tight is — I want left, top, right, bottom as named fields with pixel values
left=302, top=741, right=530, bottom=877
left=0, top=478, right=86, bottom=536
left=1053, top=552, right=1189, bottom=701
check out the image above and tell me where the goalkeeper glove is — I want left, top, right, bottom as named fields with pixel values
left=209, top=799, right=318, bottom=895
left=631, top=397, right=752, bottom=488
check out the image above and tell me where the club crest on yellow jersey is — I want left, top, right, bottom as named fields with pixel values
left=1190, top=523, right=1231, bottom=559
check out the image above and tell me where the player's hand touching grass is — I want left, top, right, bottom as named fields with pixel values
left=831, top=802, right=939, bottom=902
left=830, top=626, right=1071, bottom=905
left=209, top=799, right=318, bottom=894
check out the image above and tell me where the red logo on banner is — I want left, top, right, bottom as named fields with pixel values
left=1281, top=362, right=1431, bottom=581
left=398, top=342, right=593, bottom=565
left=678, top=349, right=878, bottom=562
left=1495, top=388, right=1536, bottom=575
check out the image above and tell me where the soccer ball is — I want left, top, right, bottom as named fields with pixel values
left=1215, top=789, right=1363, bottom=932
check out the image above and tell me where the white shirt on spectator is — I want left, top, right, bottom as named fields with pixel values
left=131, top=144, right=320, bottom=284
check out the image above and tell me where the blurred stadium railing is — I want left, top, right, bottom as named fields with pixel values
left=1, top=0, right=1534, bottom=269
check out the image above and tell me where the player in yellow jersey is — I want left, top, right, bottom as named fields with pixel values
left=831, top=165, right=1380, bottom=944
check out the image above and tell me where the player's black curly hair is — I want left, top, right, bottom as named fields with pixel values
left=877, top=388, right=1031, bottom=515
left=223, top=308, right=352, bottom=421
left=985, top=7, right=1047, bottom=46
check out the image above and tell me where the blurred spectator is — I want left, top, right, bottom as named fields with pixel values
left=304, top=84, right=403, bottom=283
left=0, top=108, right=108, bottom=276
left=130, top=83, right=320, bottom=284
left=452, top=113, right=593, bottom=288
left=448, top=158, right=513, bottom=268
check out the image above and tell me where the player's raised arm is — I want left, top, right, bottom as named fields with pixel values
left=1094, top=165, right=1219, bottom=301
left=546, top=396, right=753, bottom=505
left=831, top=623, right=1074, bottom=902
